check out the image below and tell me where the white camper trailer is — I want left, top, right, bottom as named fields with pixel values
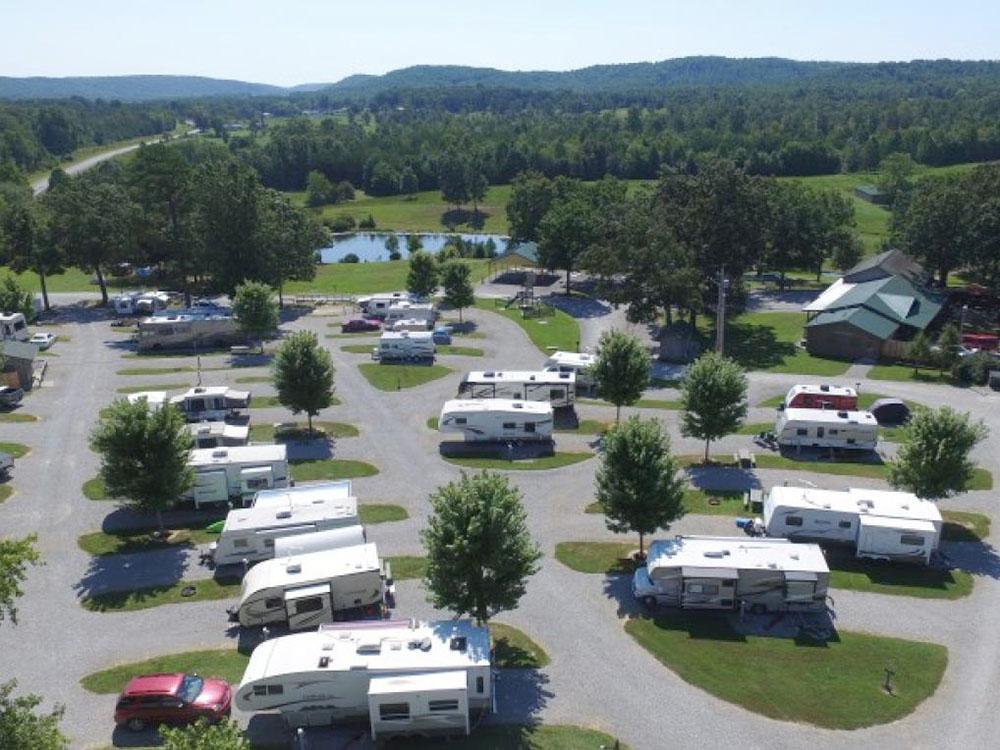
left=762, top=485, right=943, bottom=564
left=272, top=525, right=367, bottom=558
left=170, top=386, right=251, bottom=422
left=775, top=408, right=878, bottom=450
left=391, top=318, right=432, bottom=332
left=236, top=619, right=492, bottom=739
left=137, top=312, right=241, bottom=351
left=375, top=331, right=435, bottom=362
left=458, top=370, right=576, bottom=408
left=126, top=391, right=167, bottom=411
left=438, top=399, right=553, bottom=442
left=0, top=313, right=29, bottom=342
left=188, top=445, right=289, bottom=508
left=252, top=480, right=353, bottom=510
left=358, top=292, right=412, bottom=319
left=211, top=501, right=361, bottom=566
left=188, top=421, right=250, bottom=449
left=543, top=350, right=596, bottom=388
left=111, top=291, right=171, bottom=316
left=632, top=536, right=830, bottom=613
left=234, top=543, right=389, bottom=629
left=384, top=302, right=435, bottom=327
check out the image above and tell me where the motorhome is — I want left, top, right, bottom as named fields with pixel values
left=235, top=619, right=492, bottom=739
left=211, top=501, right=361, bottom=566
left=375, top=331, right=435, bottom=362
left=188, top=445, right=289, bottom=508
left=781, top=384, right=859, bottom=411
left=384, top=302, right=435, bottom=327
left=234, top=543, right=389, bottom=629
left=358, top=292, right=412, bottom=319
left=438, top=399, right=553, bottom=442
left=458, top=370, right=575, bottom=408
left=126, top=391, right=167, bottom=411
left=775, top=408, right=878, bottom=450
left=272, top=525, right=367, bottom=558
left=188, top=421, right=250, bottom=449
left=632, top=536, right=830, bottom=613
left=111, top=291, right=171, bottom=316
left=170, top=386, right=250, bottom=422
left=252, top=480, right=354, bottom=510
left=543, top=351, right=596, bottom=388
left=762, top=485, right=943, bottom=564
left=136, top=312, right=241, bottom=351
left=0, top=313, right=29, bottom=342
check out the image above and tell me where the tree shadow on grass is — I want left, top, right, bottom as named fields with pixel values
left=74, top=543, right=190, bottom=608
left=441, top=207, right=488, bottom=230
left=718, top=320, right=797, bottom=370
left=825, top=546, right=977, bottom=590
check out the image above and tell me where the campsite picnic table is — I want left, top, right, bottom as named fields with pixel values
left=735, top=449, right=756, bottom=469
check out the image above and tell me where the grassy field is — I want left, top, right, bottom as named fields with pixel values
left=81, top=576, right=240, bottom=612
left=0, top=485, right=12, bottom=503
left=77, top=526, right=218, bottom=556
left=393, top=725, right=628, bottom=750
left=358, top=503, right=409, bottom=524
left=585, top=489, right=752, bottom=517
left=358, top=362, right=452, bottom=390
left=284, top=257, right=512, bottom=297
left=554, top=418, right=611, bottom=435
left=248, top=421, right=358, bottom=442
left=490, top=623, right=550, bottom=669
left=82, top=476, right=110, bottom=501
left=288, top=458, right=379, bottom=481
left=868, top=362, right=953, bottom=384
left=826, top=551, right=973, bottom=599
left=941, top=510, right=991, bottom=542
left=115, top=382, right=191, bottom=394
left=0, top=442, right=29, bottom=458
left=249, top=395, right=282, bottom=409
left=235, top=374, right=272, bottom=384
left=386, top=556, right=427, bottom=580
left=554, top=541, right=638, bottom=574
left=626, top=613, right=947, bottom=729
left=437, top=344, right=485, bottom=357
left=474, top=298, right=580, bottom=354
left=116, top=366, right=196, bottom=376
left=81, top=649, right=248, bottom=694
left=0, top=411, right=38, bottom=422
left=444, top=452, right=594, bottom=471
left=578, top=396, right=683, bottom=411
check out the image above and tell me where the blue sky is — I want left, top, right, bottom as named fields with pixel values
left=2, top=0, right=998, bottom=85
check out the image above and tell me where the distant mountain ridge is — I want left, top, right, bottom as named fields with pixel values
left=0, top=74, right=286, bottom=101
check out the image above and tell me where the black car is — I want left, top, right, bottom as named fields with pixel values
left=0, top=386, right=24, bottom=408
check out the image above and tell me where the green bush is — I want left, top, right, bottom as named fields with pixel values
left=951, top=351, right=995, bottom=385
left=325, top=215, right=356, bottom=233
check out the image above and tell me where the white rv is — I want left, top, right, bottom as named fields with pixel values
left=236, top=619, right=492, bottom=739
left=358, top=292, right=412, bottom=319
left=252, top=480, right=353, bottom=510
left=137, top=312, right=241, bottom=351
left=458, top=370, right=576, bottom=408
left=188, top=445, right=289, bottom=508
left=111, top=291, right=171, bottom=316
left=385, top=302, right=435, bottom=326
left=188, top=421, right=250, bottom=449
left=273, top=525, right=367, bottom=558
left=234, top=543, right=389, bottom=629
left=762, top=485, right=943, bottom=564
left=632, top=536, right=830, bottom=613
left=126, top=391, right=168, bottom=411
left=375, top=331, right=435, bottom=362
left=211, top=501, right=361, bottom=566
left=170, top=386, right=251, bottom=422
left=775, top=408, right=878, bottom=450
left=543, top=351, right=596, bottom=388
left=438, top=399, right=553, bottom=442
left=0, top=313, right=29, bottom=342
left=391, top=318, right=432, bottom=332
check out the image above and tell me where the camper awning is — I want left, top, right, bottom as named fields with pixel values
left=783, top=571, right=819, bottom=582
left=858, top=516, right=937, bottom=533
left=681, top=567, right=738, bottom=579
left=368, top=670, right=468, bottom=696
left=284, top=583, right=329, bottom=601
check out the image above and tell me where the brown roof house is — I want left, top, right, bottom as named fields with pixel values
left=0, top=340, right=40, bottom=391
left=803, top=250, right=943, bottom=361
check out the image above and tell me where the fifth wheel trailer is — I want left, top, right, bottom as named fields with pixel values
left=236, top=619, right=492, bottom=739
left=252, top=481, right=354, bottom=510
left=375, top=331, right=435, bottom=362
left=458, top=370, right=576, bottom=408
left=187, top=445, right=288, bottom=508
left=775, top=408, right=878, bottom=450
left=170, top=386, right=251, bottom=422
left=762, top=485, right=943, bottom=564
left=438, top=399, right=553, bottom=442
left=632, top=535, right=830, bottom=613
left=780, top=384, right=859, bottom=411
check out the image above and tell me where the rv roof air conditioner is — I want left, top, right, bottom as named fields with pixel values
left=450, top=636, right=468, bottom=651
left=837, top=411, right=848, bottom=418
left=318, top=656, right=330, bottom=668
left=703, top=550, right=730, bottom=558
left=820, top=385, right=830, bottom=391
left=286, top=562, right=302, bottom=574
left=212, top=449, right=228, bottom=458
left=357, top=639, right=382, bottom=654
left=275, top=509, right=292, bottom=519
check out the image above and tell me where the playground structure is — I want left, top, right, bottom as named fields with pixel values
left=495, top=272, right=555, bottom=318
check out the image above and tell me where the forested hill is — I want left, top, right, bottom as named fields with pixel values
left=0, top=75, right=286, bottom=101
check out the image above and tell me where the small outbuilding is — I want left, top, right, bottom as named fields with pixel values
left=0, top=340, right=39, bottom=391
left=854, top=185, right=890, bottom=205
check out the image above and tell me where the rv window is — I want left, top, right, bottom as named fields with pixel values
left=189, top=399, right=205, bottom=411
left=817, top=427, right=825, bottom=438
left=549, top=389, right=563, bottom=401
left=796, top=428, right=808, bottom=436
left=266, top=685, right=283, bottom=695
left=829, top=429, right=839, bottom=436
left=233, top=538, right=249, bottom=548
left=847, top=438, right=856, bottom=444
left=784, top=516, right=804, bottom=527
left=838, top=521, right=852, bottom=529
left=263, top=538, right=275, bottom=548
left=429, top=700, right=460, bottom=712
left=246, top=477, right=271, bottom=490
left=686, top=583, right=719, bottom=595
left=900, top=534, right=925, bottom=546
left=455, top=417, right=467, bottom=425
left=379, top=703, right=410, bottom=721
left=524, top=422, right=536, bottom=433
left=264, top=597, right=282, bottom=609
left=295, top=597, right=325, bottom=614
left=503, top=422, right=516, bottom=430
left=476, top=676, right=485, bottom=693
left=252, top=685, right=267, bottom=697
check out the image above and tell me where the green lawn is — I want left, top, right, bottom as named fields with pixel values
left=735, top=421, right=774, bottom=435
left=941, top=510, right=991, bottom=542
left=81, top=576, right=241, bottom=612
left=115, top=382, right=190, bottom=394
left=0, top=485, right=12, bottom=503
left=81, top=649, right=248, bottom=694
left=288, top=458, right=379, bottom=482
left=585, top=489, right=750, bottom=517
left=554, top=541, right=638, bottom=574
left=0, top=411, right=37, bottom=423
left=626, top=613, right=947, bottom=729
left=868, top=363, right=953, bottom=384
left=358, top=503, right=409, bottom=525
left=249, top=421, right=358, bottom=442
left=437, top=344, right=485, bottom=357
left=827, top=551, right=973, bottom=599
left=554, top=418, right=611, bottom=435
left=82, top=476, right=110, bottom=501
left=340, top=343, right=378, bottom=354
left=473, top=298, right=580, bottom=354
left=785, top=172, right=891, bottom=254
left=578, top=397, right=682, bottom=410
left=116, top=366, right=195, bottom=376
left=77, top=526, right=218, bottom=557
left=386, top=555, right=427, bottom=580
left=490, top=623, right=550, bottom=668
left=358, top=362, right=452, bottom=391
left=249, top=395, right=282, bottom=409
left=393, top=725, right=628, bottom=750
left=235, top=374, right=272, bottom=384
left=0, top=442, right=29, bottom=458
left=444, top=452, right=594, bottom=471
left=427, top=416, right=439, bottom=430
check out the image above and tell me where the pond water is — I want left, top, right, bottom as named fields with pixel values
left=319, top=232, right=511, bottom=263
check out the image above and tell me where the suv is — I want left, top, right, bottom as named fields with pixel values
left=114, top=673, right=231, bottom=732
left=0, top=386, right=24, bottom=408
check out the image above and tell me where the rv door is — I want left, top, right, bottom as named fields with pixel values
left=240, top=466, right=275, bottom=497
left=285, top=584, right=333, bottom=630
left=192, top=470, right=229, bottom=506
left=783, top=571, right=819, bottom=604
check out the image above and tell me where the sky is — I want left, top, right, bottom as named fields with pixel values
left=2, top=0, right=999, bottom=86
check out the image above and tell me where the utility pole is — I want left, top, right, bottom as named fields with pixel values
left=715, top=265, right=727, bottom=354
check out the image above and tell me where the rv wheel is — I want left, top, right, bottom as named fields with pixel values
left=641, top=596, right=657, bottom=609
left=127, top=718, right=146, bottom=732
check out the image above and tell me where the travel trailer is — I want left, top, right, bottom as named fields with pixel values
left=233, top=543, right=390, bottom=629
left=252, top=480, right=353, bottom=510
left=272, top=525, right=367, bottom=558
left=0, top=313, right=29, bottom=342
left=780, top=384, right=859, bottom=411
left=632, top=536, right=830, bottom=613
left=385, top=302, right=435, bottom=326
left=458, top=370, right=576, bottom=408
left=358, top=292, right=412, bottom=319
left=170, top=386, right=250, bottom=422
left=775, top=408, right=878, bottom=450
left=236, top=619, right=492, bottom=739
left=187, top=445, right=289, bottom=508
left=391, top=318, right=433, bottom=332
left=136, top=311, right=241, bottom=351
left=438, top=399, right=553, bottom=442
left=761, top=485, right=943, bottom=564
left=543, top=351, right=596, bottom=388
left=375, top=331, right=435, bottom=362
left=188, top=421, right=250, bottom=449
left=111, top=291, right=171, bottom=316
left=211, top=501, right=361, bottom=566
left=125, top=391, right=167, bottom=411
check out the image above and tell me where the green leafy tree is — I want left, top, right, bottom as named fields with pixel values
left=934, top=323, right=961, bottom=374
left=908, top=331, right=932, bottom=376
left=232, top=281, right=279, bottom=351
left=306, top=170, right=334, bottom=207
left=468, top=170, right=488, bottom=213
left=2, top=201, right=62, bottom=312
left=680, top=352, right=748, bottom=461
left=506, top=171, right=555, bottom=242
left=256, top=190, right=323, bottom=305
left=831, top=233, right=864, bottom=272
left=272, top=331, right=335, bottom=434
left=90, top=398, right=194, bottom=533
left=537, top=194, right=596, bottom=295
left=160, top=717, right=249, bottom=750
left=384, top=233, right=400, bottom=256
left=0, top=275, right=33, bottom=319
left=421, top=472, right=542, bottom=624
left=399, top=167, right=419, bottom=196
left=595, top=417, right=686, bottom=557
left=441, top=261, right=475, bottom=322
left=0, top=535, right=39, bottom=626
left=406, top=250, right=439, bottom=298
left=877, top=152, right=918, bottom=204
left=438, top=152, right=470, bottom=209
left=889, top=407, right=988, bottom=499
left=892, top=175, right=969, bottom=286
left=0, top=680, right=67, bottom=750
left=593, top=330, right=650, bottom=422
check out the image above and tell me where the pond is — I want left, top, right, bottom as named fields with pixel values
left=319, top=232, right=511, bottom=264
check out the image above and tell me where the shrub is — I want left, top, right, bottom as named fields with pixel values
left=339, top=253, right=360, bottom=264
left=358, top=213, right=376, bottom=229
left=325, top=215, right=356, bottom=233
left=951, top=351, right=996, bottom=385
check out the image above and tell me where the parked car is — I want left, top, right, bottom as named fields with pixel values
left=341, top=318, right=381, bottom=333
left=29, top=332, right=56, bottom=350
left=0, top=386, right=24, bottom=407
left=432, top=326, right=453, bottom=345
left=114, top=673, right=231, bottom=732
left=0, top=452, right=13, bottom=479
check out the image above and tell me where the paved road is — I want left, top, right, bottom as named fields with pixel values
left=2, top=298, right=1000, bottom=749
left=31, top=143, right=144, bottom=195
